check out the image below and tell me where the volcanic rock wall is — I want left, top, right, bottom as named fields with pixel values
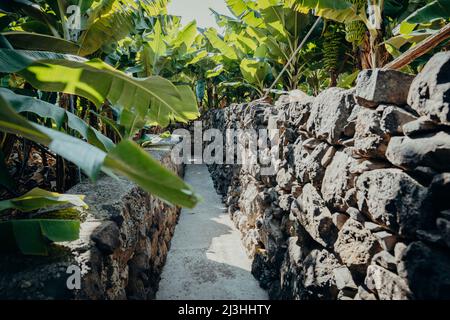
left=205, top=52, right=450, bottom=300
left=0, top=147, right=183, bottom=300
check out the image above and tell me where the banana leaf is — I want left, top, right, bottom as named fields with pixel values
left=0, top=188, right=87, bottom=213
left=0, top=49, right=199, bottom=128
left=0, top=88, right=115, bottom=152
left=0, top=219, right=80, bottom=255
left=0, top=94, right=199, bottom=208
left=404, top=0, right=450, bottom=24
left=2, top=32, right=81, bottom=54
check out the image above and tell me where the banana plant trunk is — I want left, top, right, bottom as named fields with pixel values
left=360, top=31, right=390, bottom=69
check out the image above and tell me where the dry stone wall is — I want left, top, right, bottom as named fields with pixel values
left=0, top=147, right=183, bottom=300
left=205, top=52, right=450, bottom=300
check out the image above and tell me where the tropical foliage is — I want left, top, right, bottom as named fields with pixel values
left=0, top=0, right=449, bottom=255
left=0, top=0, right=199, bottom=255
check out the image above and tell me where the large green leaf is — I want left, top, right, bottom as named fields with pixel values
left=289, top=0, right=352, bottom=11
left=0, top=219, right=80, bottom=255
left=185, top=49, right=209, bottom=66
left=0, top=93, right=51, bottom=146
left=139, top=20, right=167, bottom=76
left=204, top=28, right=238, bottom=60
left=226, top=0, right=263, bottom=27
left=0, top=95, right=199, bottom=208
left=172, top=20, right=198, bottom=50
left=2, top=32, right=81, bottom=54
left=48, top=124, right=109, bottom=178
left=104, top=139, right=199, bottom=208
left=0, top=49, right=199, bottom=127
left=404, top=0, right=450, bottom=24
left=227, top=0, right=249, bottom=17
left=147, top=84, right=199, bottom=127
left=385, top=29, right=438, bottom=49
left=0, top=88, right=115, bottom=152
left=0, top=188, right=87, bottom=213
left=0, top=0, right=60, bottom=37
left=0, top=48, right=86, bottom=74
left=140, top=0, right=170, bottom=16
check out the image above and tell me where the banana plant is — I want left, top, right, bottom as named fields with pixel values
left=0, top=87, right=115, bottom=151
left=289, top=0, right=450, bottom=69
left=204, top=0, right=323, bottom=94
left=239, top=58, right=272, bottom=95
left=0, top=92, right=200, bottom=208
left=288, top=0, right=389, bottom=68
left=0, top=46, right=200, bottom=207
left=0, top=0, right=168, bottom=56
left=0, top=187, right=86, bottom=255
left=135, top=18, right=199, bottom=78
left=0, top=48, right=199, bottom=129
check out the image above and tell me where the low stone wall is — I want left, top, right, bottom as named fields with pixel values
left=0, top=147, right=183, bottom=300
left=205, top=52, right=450, bottom=300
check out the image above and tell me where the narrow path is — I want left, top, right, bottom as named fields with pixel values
left=156, top=164, right=268, bottom=300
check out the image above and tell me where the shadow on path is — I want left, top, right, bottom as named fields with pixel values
left=156, top=164, right=268, bottom=300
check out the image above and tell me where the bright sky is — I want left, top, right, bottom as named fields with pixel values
left=167, top=0, right=231, bottom=29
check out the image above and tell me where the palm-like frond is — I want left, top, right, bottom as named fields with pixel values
left=78, top=0, right=169, bottom=56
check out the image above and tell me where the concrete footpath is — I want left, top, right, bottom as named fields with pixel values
left=156, top=164, right=268, bottom=300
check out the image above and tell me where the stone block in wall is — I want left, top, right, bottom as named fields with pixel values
left=302, top=249, right=341, bottom=300
left=356, top=169, right=432, bottom=237
left=276, top=167, right=295, bottom=191
left=0, top=148, right=183, bottom=300
left=408, top=51, right=450, bottom=124
left=333, top=266, right=357, bottom=293
left=260, top=214, right=285, bottom=252
left=403, top=116, right=450, bottom=137
left=355, top=112, right=381, bottom=154
left=373, top=230, right=397, bottom=252
left=386, top=132, right=450, bottom=172
left=355, top=69, right=414, bottom=107
left=343, top=104, right=363, bottom=138
left=334, top=219, right=381, bottom=275
left=243, top=103, right=268, bottom=129
left=332, top=212, right=350, bottom=230
left=293, top=184, right=338, bottom=248
left=293, top=137, right=330, bottom=189
left=275, top=90, right=312, bottom=107
left=397, top=241, right=450, bottom=299
left=242, top=228, right=261, bottom=257
left=238, top=181, right=266, bottom=228
left=305, top=87, right=356, bottom=145
left=321, top=150, right=359, bottom=212
left=287, top=100, right=312, bottom=128
left=279, top=237, right=303, bottom=300
left=365, top=265, right=412, bottom=300
left=352, top=104, right=417, bottom=160
left=354, top=286, right=377, bottom=300
left=380, top=105, right=418, bottom=135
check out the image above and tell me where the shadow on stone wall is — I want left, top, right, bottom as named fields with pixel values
left=0, top=148, right=184, bottom=300
left=204, top=52, right=450, bottom=300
